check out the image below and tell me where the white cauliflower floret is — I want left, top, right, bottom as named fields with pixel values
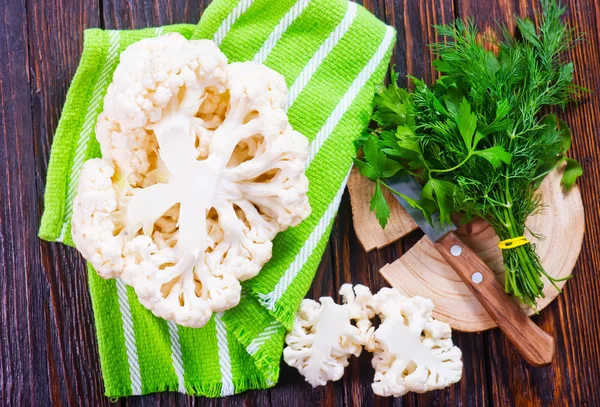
left=283, top=284, right=373, bottom=387
left=71, top=33, right=311, bottom=328
left=71, top=159, right=124, bottom=278
left=367, top=288, right=463, bottom=397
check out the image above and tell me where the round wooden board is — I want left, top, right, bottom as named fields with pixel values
left=379, top=166, right=585, bottom=332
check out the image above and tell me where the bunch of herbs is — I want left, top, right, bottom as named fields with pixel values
left=355, top=0, right=585, bottom=307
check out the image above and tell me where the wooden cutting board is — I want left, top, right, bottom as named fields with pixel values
left=349, top=166, right=585, bottom=332
left=347, top=167, right=419, bottom=252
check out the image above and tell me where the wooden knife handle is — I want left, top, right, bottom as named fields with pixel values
left=434, top=232, right=554, bottom=367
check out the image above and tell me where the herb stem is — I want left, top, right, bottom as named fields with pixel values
left=381, top=182, right=411, bottom=201
left=429, top=152, right=473, bottom=174
left=501, top=182, right=544, bottom=305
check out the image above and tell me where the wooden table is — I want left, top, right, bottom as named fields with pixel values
left=1, top=0, right=599, bottom=405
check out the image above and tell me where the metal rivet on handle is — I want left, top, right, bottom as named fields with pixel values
left=450, top=245, right=462, bottom=257
left=472, top=272, right=483, bottom=284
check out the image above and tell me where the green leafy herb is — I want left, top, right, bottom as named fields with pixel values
left=371, top=181, right=391, bottom=228
left=355, top=0, right=585, bottom=307
left=562, top=158, right=583, bottom=190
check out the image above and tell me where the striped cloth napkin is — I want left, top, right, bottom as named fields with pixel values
left=39, top=0, right=395, bottom=398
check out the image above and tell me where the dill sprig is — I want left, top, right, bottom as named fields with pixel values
left=354, top=0, right=585, bottom=307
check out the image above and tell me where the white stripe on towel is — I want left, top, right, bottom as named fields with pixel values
left=307, top=26, right=396, bottom=166
left=286, top=1, right=357, bottom=107
left=116, top=279, right=143, bottom=395
left=253, top=0, right=312, bottom=65
left=213, top=0, right=255, bottom=45
left=167, top=321, right=186, bottom=393
left=215, top=314, right=235, bottom=396
left=246, top=320, right=283, bottom=356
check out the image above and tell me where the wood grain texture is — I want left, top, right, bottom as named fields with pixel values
left=347, top=168, right=418, bottom=252
left=0, top=1, right=37, bottom=405
left=0, top=0, right=598, bottom=405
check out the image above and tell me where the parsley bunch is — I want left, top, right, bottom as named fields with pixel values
left=355, top=0, right=584, bottom=307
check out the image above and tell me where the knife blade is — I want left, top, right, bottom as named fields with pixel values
left=384, top=174, right=455, bottom=242
left=383, top=173, right=554, bottom=367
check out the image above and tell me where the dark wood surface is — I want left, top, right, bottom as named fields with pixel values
left=1, top=0, right=599, bottom=405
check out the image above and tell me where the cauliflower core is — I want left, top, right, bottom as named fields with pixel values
left=72, top=33, right=311, bottom=327
left=366, top=288, right=463, bottom=397
left=283, top=284, right=373, bottom=387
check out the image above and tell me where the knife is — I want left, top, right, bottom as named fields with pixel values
left=386, top=174, right=554, bottom=367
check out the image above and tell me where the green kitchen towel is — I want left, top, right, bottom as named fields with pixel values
left=39, top=0, right=395, bottom=398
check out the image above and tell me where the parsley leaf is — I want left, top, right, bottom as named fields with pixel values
left=372, top=81, right=409, bottom=126
left=456, top=98, right=477, bottom=150
left=474, top=145, right=512, bottom=168
left=423, top=178, right=456, bottom=224
left=370, top=181, right=391, bottom=228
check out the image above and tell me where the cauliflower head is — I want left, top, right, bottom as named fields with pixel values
left=71, top=33, right=311, bottom=328
left=283, top=284, right=373, bottom=387
left=366, top=288, right=463, bottom=397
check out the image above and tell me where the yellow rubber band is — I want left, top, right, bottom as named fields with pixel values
left=498, top=236, right=530, bottom=250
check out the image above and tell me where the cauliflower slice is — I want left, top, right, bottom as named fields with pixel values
left=71, top=33, right=311, bottom=328
left=283, top=284, right=373, bottom=387
left=366, top=288, right=463, bottom=397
